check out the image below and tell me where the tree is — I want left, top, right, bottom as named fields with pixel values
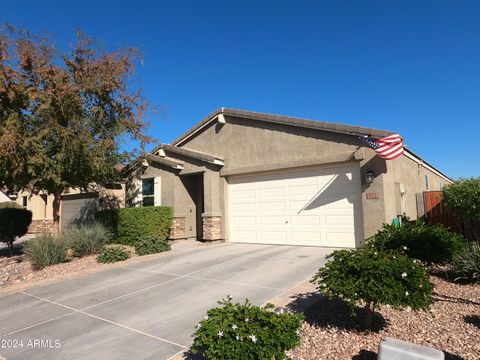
left=0, top=26, right=152, bottom=232
left=311, top=248, right=433, bottom=329
left=443, top=177, right=480, bottom=242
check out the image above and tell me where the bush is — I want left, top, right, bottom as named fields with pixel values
left=95, top=206, right=173, bottom=245
left=96, top=245, right=130, bottom=263
left=0, top=206, right=32, bottom=256
left=367, top=220, right=465, bottom=264
left=134, top=235, right=171, bottom=256
left=192, top=297, right=303, bottom=360
left=443, top=177, right=480, bottom=220
left=452, top=241, right=480, bottom=282
left=23, top=234, right=69, bottom=269
left=311, top=248, right=433, bottom=329
left=64, top=222, right=113, bottom=257
left=0, top=202, right=21, bottom=208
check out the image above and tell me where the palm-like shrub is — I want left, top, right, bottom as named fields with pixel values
left=453, top=241, right=480, bottom=282
left=367, top=220, right=465, bottom=264
left=64, top=222, right=113, bottom=257
left=23, top=234, right=69, bottom=269
left=192, top=297, right=303, bottom=360
left=311, top=248, right=433, bottom=329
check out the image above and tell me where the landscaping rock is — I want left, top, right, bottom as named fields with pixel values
left=288, top=276, right=480, bottom=360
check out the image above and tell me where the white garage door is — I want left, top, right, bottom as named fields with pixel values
left=228, top=164, right=363, bottom=247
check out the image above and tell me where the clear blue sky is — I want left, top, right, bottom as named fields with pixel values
left=3, top=1, right=479, bottom=179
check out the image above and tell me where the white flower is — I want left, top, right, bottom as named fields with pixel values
left=374, top=252, right=378, bottom=255
left=295, top=329, right=301, bottom=336
left=321, top=283, right=327, bottom=287
left=248, top=334, right=257, bottom=343
left=405, top=291, right=409, bottom=296
left=393, top=256, right=396, bottom=259
left=227, top=295, right=233, bottom=300
left=204, top=315, right=209, bottom=320
left=403, top=246, right=408, bottom=250
left=232, top=324, right=238, bottom=330
left=235, top=335, right=241, bottom=340
left=196, top=323, right=202, bottom=329
left=245, top=318, right=250, bottom=322
left=218, top=331, right=223, bottom=337
left=401, top=272, right=407, bottom=278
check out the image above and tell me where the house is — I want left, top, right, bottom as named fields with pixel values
left=126, top=108, right=452, bottom=248
left=7, top=184, right=125, bottom=233
left=0, top=190, right=12, bottom=203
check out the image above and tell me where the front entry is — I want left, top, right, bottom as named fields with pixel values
left=181, top=173, right=204, bottom=240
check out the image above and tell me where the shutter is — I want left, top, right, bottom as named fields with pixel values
left=135, top=178, right=142, bottom=207
left=154, top=177, right=162, bottom=206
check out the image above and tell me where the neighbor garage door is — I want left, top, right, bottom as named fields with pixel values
left=228, top=164, right=363, bottom=247
left=61, top=193, right=99, bottom=230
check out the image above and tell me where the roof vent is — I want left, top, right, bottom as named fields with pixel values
left=217, top=113, right=226, bottom=124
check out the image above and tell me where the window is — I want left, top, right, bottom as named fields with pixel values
left=425, top=175, right=429, bottom=190
left=142, top=178, right=155, bottom=206
left=22, top=196, right=28, bottom=208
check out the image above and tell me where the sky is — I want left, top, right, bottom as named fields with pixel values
left=2, top=0, right=479, bottom=179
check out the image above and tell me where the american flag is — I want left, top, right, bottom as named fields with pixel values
left=358, top=133, right=404, bottom=160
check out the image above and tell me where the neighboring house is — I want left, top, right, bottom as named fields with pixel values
left=0, top=190, right=12, bottom=203
left=126, top=108, right=452, bottom=248
left=8, top=184, right=125, bottom=233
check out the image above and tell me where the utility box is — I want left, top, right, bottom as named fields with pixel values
left=378, top=337, right=444, bottom=360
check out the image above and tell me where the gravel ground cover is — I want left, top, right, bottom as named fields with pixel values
left=288, top=276, right=479, bottom=360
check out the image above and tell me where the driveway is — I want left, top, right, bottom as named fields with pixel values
left=0, top=242, right=330, bottom=360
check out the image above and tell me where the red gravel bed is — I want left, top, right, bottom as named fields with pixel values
left=289, top=276, right=479, bottom=360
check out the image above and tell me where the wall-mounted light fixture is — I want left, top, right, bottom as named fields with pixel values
left=364, top=171, right=375, bottom=184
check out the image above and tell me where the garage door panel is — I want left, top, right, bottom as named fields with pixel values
left=291, top=231, right=322, bottom=244
left=228, top=164, right=363, bottom=247
left=260, top=231, right=287, bottom=242
left=290, top=215, right=321, bottom=225
left=259, top=201, right=285, bottom=211
left=231, top=203, right=256, bottom=212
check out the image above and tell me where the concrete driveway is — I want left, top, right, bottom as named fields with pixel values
left=0, top=242, right=330, bottom=360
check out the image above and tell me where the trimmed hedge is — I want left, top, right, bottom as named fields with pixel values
left=95, top=206, right=173, bottom=245
left=0, top=206, right=32, bottom=256
left=367, top=219, right=466, bottom=264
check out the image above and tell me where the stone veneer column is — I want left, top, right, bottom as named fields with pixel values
left=202, top=215, right=222, bottom=241
left=169, top=215, right=186, bottom=240
left=27, top=220, right=56, bottom=234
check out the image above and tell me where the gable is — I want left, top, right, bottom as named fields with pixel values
left=178, top=115, right=365, bottom=171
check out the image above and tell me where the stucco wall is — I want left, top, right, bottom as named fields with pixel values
left=383, top=153, right=450, bottom=222
left=14, top=191, right=54, bottom=220
left=179, top=116, right=384, bottom=241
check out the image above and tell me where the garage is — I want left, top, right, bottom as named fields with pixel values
left=60, top=192, right=99, bottom=230
left=227, top=164, right=364, bottom=247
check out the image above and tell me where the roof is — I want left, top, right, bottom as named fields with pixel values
left=171, top=108, right=394, bottom=146
left=144, top=154, right=183, bottom=170
left=150, top=144, right=224, bottom=165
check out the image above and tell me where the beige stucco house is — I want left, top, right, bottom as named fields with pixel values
left=7, top=184, right=125, bottom=233
left=126, top=108, right=451, bottom=248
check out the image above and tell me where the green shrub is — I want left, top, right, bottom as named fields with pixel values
left=23, top=234, right=69, bottom=269
left=0, top=207, right=32, bottom=256
left=0, top=202, right=21, bottom=209
left=95, top=206, right=173, bottom=245
left=96, top=245, right=130, bottom=263
left=452, top=241, right=480, bottom=282
left=134, top=235, right=171, bottom=256
left=64, top=222, right=113, bottom=257
left=367, top=220, right=465, bottom=264
left=443, top=177, right=480, bottom=220
left=192, top=297, right=303, bottom=360
left=311, top=248, right=433, bottom=329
